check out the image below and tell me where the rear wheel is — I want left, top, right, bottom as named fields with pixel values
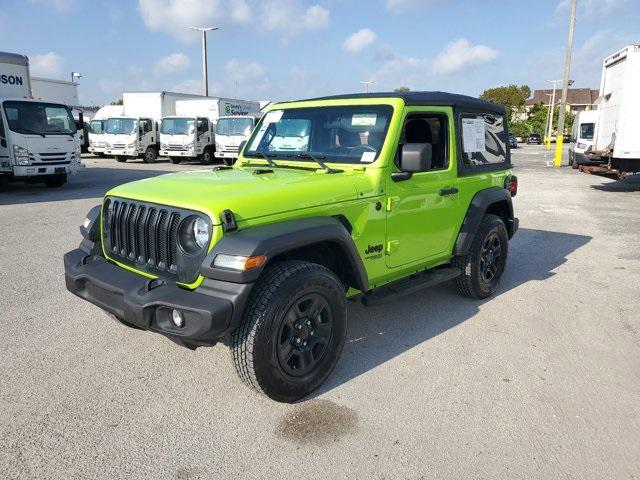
left=169, top=157, right=181, bottom=164
left=231, top=260, right=347, bottom=403
left=0, top=176, right=8, bottom=192
left=143, top=147, right=157, bottom=163
left=44, top=173, right=67, bottom=188
left=114, top=156, right=127, bottom=163
left=453, top=214, right=508, bottom=299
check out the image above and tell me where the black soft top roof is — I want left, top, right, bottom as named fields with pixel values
left=293, top=91, right=505, bottom=114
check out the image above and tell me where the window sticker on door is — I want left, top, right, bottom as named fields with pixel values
left=360, top=151, right=376, bottom=163
left=352, top=114, right=377, bottom=127
left=462, top=118, right=486, bottom=153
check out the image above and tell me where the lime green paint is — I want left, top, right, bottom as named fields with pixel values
left=102, top=96, right=511, bottom=292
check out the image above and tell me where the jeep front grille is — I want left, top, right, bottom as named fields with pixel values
left=104, top=199, right=182, bottom=278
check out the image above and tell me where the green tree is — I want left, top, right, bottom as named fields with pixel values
left=526, top=103, right=575, bottom=136
left=509, top=119, right=530, bottom=138
left=394, top=87, right=411, bottom=93
left=110, top=98, right=123, bottom=106
left=480, top=85, right=531, bottom=120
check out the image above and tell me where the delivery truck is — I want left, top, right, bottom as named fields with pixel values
left=587, top=45, right=640, bottom=175
left=214, top=99, right=260, bottom=163
left=159, top=97, right=259, bottom=164
left=88, top=105, right=124, bottom=157
left=0, top=51, right=82, bottom=191
left=569, top=109, right=600, bottom=169
left=103, top=91, right=203, bottom=163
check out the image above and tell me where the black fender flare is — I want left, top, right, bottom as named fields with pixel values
left=454, top=187, right=516, bottom=256
left=200, top=216, right=369, bottom=291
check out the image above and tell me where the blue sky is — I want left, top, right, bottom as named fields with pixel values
left=1, top=0, right=638, bottom=106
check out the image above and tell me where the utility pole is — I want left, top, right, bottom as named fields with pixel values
left=554, top=0, right=577, bottom=167
left=360, top=80, right=375, bottom=93
left=545, top=80, right=561, bottom=149
left=189, top=27, right=218, bottom=96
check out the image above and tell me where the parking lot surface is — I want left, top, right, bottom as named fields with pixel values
left=1, top=148, right=639, bottom=479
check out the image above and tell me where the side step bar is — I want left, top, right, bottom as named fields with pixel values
left=361, top=267, right=461, bottom=307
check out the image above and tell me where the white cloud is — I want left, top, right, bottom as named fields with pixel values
left=137, top=0, right=251, bottom=42
left=226, top=58, right=266, bottom=82
left=28, top=0, right=77, bottom=13
left=386, top=0, right=445, bottom=11
left=262, top=0, right=330, bottom=34
left=302, top=5, right=330, bottom=28
left=372, top=55, right=431, bottom=90
left=153, top=52, right=190, bottom=75
left=432, top=38, right=498, bottom=75
left=30, top=52, right=64, bottom=78
left=343, top=28, right=377, bottom=54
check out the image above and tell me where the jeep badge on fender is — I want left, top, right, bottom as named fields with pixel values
left=64, top=91, right=518, bottom=403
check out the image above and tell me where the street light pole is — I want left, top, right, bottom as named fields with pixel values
left=545, top=80, right=561, bottom=148
left=554, top=0, right=577, bottom=167
left=189, top=27, right=218, bottom=96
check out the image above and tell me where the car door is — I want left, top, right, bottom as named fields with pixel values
left=385, top=108, right=461, bottom=268
left=0, top=112, right=9, bottom=171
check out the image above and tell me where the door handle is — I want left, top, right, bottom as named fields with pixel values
left=439, top=187, right=458, bottom=196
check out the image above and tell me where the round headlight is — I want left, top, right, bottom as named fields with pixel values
left=178, top=216, right=210, bottom=255
left=193, top=217, right=209, bottom=249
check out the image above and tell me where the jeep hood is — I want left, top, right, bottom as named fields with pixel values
left=107, top=166, right=370, bottom=225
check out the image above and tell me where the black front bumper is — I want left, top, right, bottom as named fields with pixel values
left=64, top=248, right=253, bottom=347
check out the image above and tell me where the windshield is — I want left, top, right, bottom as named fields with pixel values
left=3, top=101, right=77, bottom=135
left=161, top=117, right=195, bottom=135
left=105, top=118, right=136, bottom=135
left=89, top=120, right=104, bottom=134
left=216, top=117, right=254, bottom=136
left=244, top=105, right=393, bottom=164
left=580, top=122, right=595, bottom=140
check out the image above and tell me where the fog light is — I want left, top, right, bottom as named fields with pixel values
left=171, top=309, right=184, bottom=328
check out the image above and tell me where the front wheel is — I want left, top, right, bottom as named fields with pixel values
left=114, top=156, right=127, bottom=163
left=143, top=147, right=157, bottom=163
left=231, top=260, right=347, bottom=403
left=169, top=157, right=181, bottom=164
left=44, top=173, right=67, bottom=188
left=453, top=214, right=508, bottom=299
left=200, top=147, right=213, bottom=165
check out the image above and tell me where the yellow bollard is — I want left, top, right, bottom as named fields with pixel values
left=553, top=134, right=564, bottom=167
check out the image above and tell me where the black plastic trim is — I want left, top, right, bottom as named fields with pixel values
left=80, top=204, right=101, bottom=241
left=454, top=187, right=516, bottom=255
left=200, top=216, right=369, bottom=290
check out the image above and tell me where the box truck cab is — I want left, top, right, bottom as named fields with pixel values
left=569, top=110, right=600, bottom=168
left=159, top=98, right=219, bottom=164
left=214, top=115, right=257, bottom=164
left=1, top=51, right=82, bottom=191
left=89, top=105, right=124, bottom=157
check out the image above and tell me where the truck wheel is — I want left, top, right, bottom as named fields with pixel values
left=200, top=148, right=213, bottom=165
left=169, top=157, right=181, bottom=165
left=571, top=156, right=579, bottom=169
left=452, top=214, right=508, bottom=299
left=143, top=147, right=157, bottom=163
left=44, top=173, right=67, bottom=188
left=223, top=157, right=235, bottom=166
left=115, top=156, right=127, bottom=163
left=0, top=176, right=8, bottom=192
left=231, top=260, right=347, bottom=403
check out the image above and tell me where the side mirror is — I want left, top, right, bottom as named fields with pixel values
left=238, top=140, right=247, bottom=154
left=400, top=143, right=432, bottom=172
left=0, top=139, right=6, bottom=148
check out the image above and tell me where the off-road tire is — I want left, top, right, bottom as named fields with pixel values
left=44, top=173, right=67, bottom=188
left=200, top=147, right=213, bottom=165
left=115, top=156, right=127, bottom=163
left=169, top=157, right=181, bottom=164
left=231, top=260, right=347, bottom=403
left=143, top=147, right=157, bottom=163
left=453, top=214, right=508, bottom=299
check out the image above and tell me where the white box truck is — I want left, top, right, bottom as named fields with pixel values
left=31, top=77, right=79, bottom=107
left=569, top=109, right=600, bottom=169
left=159, top=97, right=259, bottom=164
left=88, top=105, right=124, bottom=157
left=0, top=51, right=82, bottom=191
left=214, top=99, right=260, bottom=164
left=590, top=45, right=640, bottom=174
left=103, top=91, right=203, bottom=163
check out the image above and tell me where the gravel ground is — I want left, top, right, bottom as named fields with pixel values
left=1, top=148, right=639, bottom=479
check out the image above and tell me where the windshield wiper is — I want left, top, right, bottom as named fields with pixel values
left=297, top=153, right=338, bottom=173
left=247, top=151, right=278, bottom=168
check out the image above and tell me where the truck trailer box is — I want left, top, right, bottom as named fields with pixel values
left=31, top=77, right=79, bottom=107
left=0, top=51, right=32, bottom=99
left=122, top=91, right=205, bottom=121
left=594, top=45, right=640, bottom=162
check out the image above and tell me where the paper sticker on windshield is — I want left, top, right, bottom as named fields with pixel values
left=263, top=110, right=283, bottom=124
left=462, top=118, right=486, bottom=153
left=360, top=151, right=377, bottom=163
left=352, top=114, right=377, bottom=127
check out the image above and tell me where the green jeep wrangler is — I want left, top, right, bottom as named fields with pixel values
left=64, top=92, right=518, bottom=402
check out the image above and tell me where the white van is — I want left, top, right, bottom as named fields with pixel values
left=569, top=110, right=599, bottom=168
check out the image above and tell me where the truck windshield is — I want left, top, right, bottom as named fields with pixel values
left=244, top=105, right=393, bottom=164
left=161, top=118, right=194, bottom=135
left=216, top=117, right=254, bottom=136
left=89, top=120, right=104, bottom=134
left=580, top=123, right=595, bottom=140
left=105, top=118, right=136, bottom=135
left=3, top=101, right=77, bottom=135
